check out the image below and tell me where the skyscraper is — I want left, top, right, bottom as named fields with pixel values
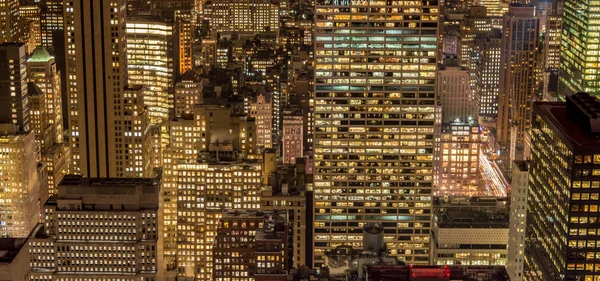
left=19, top=4, right=41, bottom=54
left=525, top=93, right=600, bottom=281
left=64, top=0, right=127, bottom=177
left=437, top=63, right=473, bottom=123
left=0, top=0, right=19, bottom=43
left=560, top=0, right=600, bottom=96
left=0, top=125, right=38, bottom=238
left=27, top=46, right=62, bottom=145
left=474, top=31, right=502, bottom=117
left=497, top=4, right=539, bottom=161
left=40, top=0, right=63, bottom=50
left=205, top=0, right=280, bottom=36
left=126, top=18, right=177, bottom=124
left=313, top=0, right=439, bottom=266
left=28, top=175, right=161, bottom=281
left=0, top=43, right=30, bottom=132
left=507, top=160, right=529, bottom=281
left=249, top=93, right=273, bottom=150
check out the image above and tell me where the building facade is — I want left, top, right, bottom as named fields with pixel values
left=313, top=0, right=439, bottom=266
left=65, top=0, right=127, bottom=177
left=474, top=32, right=502, bottom=117
left=507, top=160, right=529, bottom=281
left=559, top=0, right=600, bottom=96
left=0, top=127, right=39, bottom=238
left=212, top=210, right=288, bottom=281
left=41, top=0, right=63, bottom=49
left=174, top=70, right=203, bottom=117
left=126, top=19, right=177, bottom=124
left=250, top=94, right=273, bottom=150
left=432, top=198, right=509, bottom=266
left=497, top=4, right=539, bottom=160
left=525, top=93, right=600, bottom=281
left=437, top=65, right=473, bottom=123
left=282, top=110, right=303, bottom=165
left=437, top=121, right=480, bottom=196
left=0, top=0, right=19, bottom=43
left=28, top=175, right=161, bottom=281
left=0, top=43, right=30, bottom=133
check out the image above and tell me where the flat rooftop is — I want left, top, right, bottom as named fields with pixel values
left=534, top=101, right=600, bottom=153
left=434, top=197, right=510, bottom=228
left=0, top=238, right=27, bottom=263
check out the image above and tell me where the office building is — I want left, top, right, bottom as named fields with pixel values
left=438, top=121, right=481, bottom=196
left=205, top=0, right=280, bottom=37
left=313, top=0, right=439, bottom=266
left=474, top=32, right=502, bottom=117
left=27, top=46, right=62, bottom=146
left=458, top=6, right=492, bottom=79
left=0, top=0, right=19, bottom=43
left=497, top=4, right=539, bottom=161
left=174, top=70, right=203, bottom=117
left=0, top=43, right=30, bottom=132
left=212, top=210, right=289, bottom=281
left=19, top=4, right=41, bottom=55
left=543, top=0, right=562, bottom=72
left=126, top=18, right=177, bottom=124
left=0, top=125, right=39, bottom=238
left=29, top=83, right=52, bottom=155
left=40, top=0, right=63, bottom=49
left=27, top=46, right=69, bottom=197
left=161, top=103, right=261, bottom=278
left=155, top=0, right=198, bottom=20
left=525, top=93, right=600, bottom=280
left=559, top=0, right=600, bottom=95
left=28, top=175, right=161, bottom=281
left=250, top=94, right=273, bottom=150
left=438, top=64, right=473, bottom=123
left=114, top=86, right=153, bottom=178
left=432, top=197, right=509, bottom=266
left=65, top=0, right=129, bottom=177
left=174, top=158, right=262, bottom=280
left=176, top=14, right=194, bottom=75
left=282, top=109, right=303, bottom=165
left=507, top=161, right=529, bottom=281
left=261, top=162, right=310, bottom=267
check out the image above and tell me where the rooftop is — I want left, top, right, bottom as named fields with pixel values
left=28, top=46, right=53, bottom=62
left=0, top=238, right=26, bottom=263
left=434, top=197, right=510, bottom=228
left=513, top=160, right=530, bottom=172
left=534, top=93, right=600, bottom=153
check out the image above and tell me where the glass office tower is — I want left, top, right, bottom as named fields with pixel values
left=313, top=0, right=439, bottom=266
left=559, top=0, right=600, bottom=96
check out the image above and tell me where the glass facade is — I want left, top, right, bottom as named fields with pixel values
left=526, top=100, right=600, bottom=281
left=126, top=20, right=175, bottom=124
left=559, top=0, right=600, bottom=96
left=313, top=0, right=439, bottom=266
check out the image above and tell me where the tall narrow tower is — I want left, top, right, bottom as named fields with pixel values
left=497, top=4, right=539, bottom=160
left=559, top=0, right=600, bottom=96
left=313, top=0, right=439, bottom=266
left=64, top=0, right=127, bottom=177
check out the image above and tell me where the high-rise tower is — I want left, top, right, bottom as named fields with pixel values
left=525, top=93, right=600, bottom=281
left=0, top=43, right=30, bottom=132
left=0, top=0, right=19, bottom=43
left=559, top=0, right=600, bottom=96
left=313, top=0, right=439, bottom=266
left=64, top=0, right=127, bottom=177
left=497, top=4, right=539, bottom=161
